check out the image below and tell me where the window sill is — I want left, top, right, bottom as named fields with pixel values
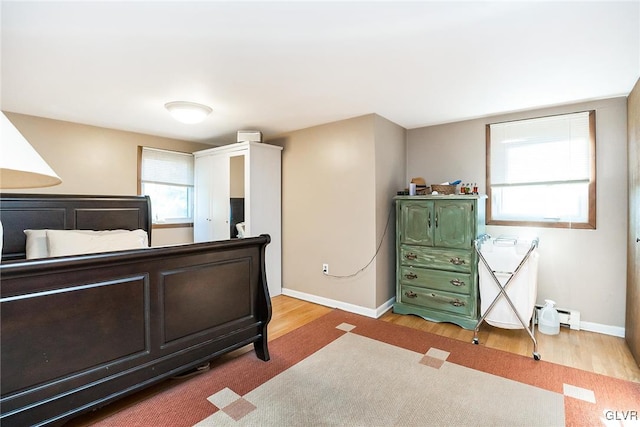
left=487, top=219, right=595, bottom=230
left=152, top=222, right=194, bottom=229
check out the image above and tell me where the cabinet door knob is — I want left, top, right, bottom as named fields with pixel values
left=405, top=253, right=417, bottom=260
left=450, top=279, right=465, bottom=287
left=404, top=273, right=418, bottom=280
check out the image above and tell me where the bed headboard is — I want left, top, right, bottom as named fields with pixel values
left=0, top=194, right=152, bottom=261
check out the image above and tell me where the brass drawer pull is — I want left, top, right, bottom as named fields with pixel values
left=404, top=291, right=418, bottom=299
left=449, top=257, right=466, bottom=265
left=404, top=272, right=418, bottom=280
left=405, top=253, right=418, bottom=260
left=450, top=279, right=465, bottom=287
left=429, top=293, right=465, bottom=307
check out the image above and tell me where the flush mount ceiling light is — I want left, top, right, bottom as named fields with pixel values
left=164, top=101, right=212, bottom=124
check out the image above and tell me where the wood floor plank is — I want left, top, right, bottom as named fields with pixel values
left=268, top=295, right=333, bottom=340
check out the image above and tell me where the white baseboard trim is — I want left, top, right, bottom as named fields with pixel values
left=281, top=288, right=395, bottom=319
left=579, top=321, right=625, bottom=338
left=280, top=289, right=626, bottom=338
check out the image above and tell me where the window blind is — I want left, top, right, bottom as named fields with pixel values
left=141, top=147, right=193, bottom=186
left=490, top=111, right=591, bottom=186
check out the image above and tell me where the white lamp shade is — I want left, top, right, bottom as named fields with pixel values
left=165, top=101, right=212, bottom=124
left=0, top=112, right=62, bottom=189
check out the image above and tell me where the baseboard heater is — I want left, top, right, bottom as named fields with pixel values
left=535, top=304, right=581, bottom=330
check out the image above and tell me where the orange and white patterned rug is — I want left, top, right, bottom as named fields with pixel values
left=86, top=310, right=640, bottom=426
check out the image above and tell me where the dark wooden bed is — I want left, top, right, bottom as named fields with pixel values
left=0, top=193, right=272, bottom=426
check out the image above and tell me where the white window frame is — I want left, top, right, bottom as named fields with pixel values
left=486, top=111, right=596, bottom=229
left=138, top=147, right=194, bottom=227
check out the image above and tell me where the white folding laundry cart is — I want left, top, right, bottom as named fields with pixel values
left=472, top=235, right=541, bottom=360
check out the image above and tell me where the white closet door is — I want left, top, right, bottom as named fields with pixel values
left=194, top=153, right=231, bottom=242
left=194, top=155, right=213, bottom=242
left=209, top=154, right=231, bottom=241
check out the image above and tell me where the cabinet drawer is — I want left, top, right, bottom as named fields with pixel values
left=400, top=285, right=474, bottom=317
left=399, top=267, right=472, bottom=295
left=400, top=245, right=472, bottom=273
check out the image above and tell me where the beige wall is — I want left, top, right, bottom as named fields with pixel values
left=3, top=112, right=209, bottom=246
left=271, top=114, right=405, bottom=312
left=374, top=115, right=406, bottom=307
left=408, top=97, right=628, bottom=331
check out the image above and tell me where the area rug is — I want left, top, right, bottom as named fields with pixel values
left=87, top=310, right=639, bottom=427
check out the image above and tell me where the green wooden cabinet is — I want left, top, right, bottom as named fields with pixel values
left=394, top=195, right=486, bottom=329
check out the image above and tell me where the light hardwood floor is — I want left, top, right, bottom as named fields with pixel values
left=271, top=295, right=640, bottom=383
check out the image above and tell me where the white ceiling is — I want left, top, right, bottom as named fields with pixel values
left=1, top=1, right=639, bottom=145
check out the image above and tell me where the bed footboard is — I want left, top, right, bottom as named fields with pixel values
left=0, top=236, right=272, bottom=427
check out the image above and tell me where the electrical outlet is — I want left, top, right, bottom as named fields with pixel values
left=322, top=263, right=329, bottom=275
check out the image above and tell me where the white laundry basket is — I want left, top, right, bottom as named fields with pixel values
left=478, top=238, right=539, bottom=329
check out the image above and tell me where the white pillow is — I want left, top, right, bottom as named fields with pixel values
left=24, top=229, right=50, bottom=259
left=45, top=229, right=149, bottom=258
left=25, top=229, right=148, bottom=259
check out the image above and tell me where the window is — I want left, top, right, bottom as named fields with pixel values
left=139, top=147, right=194, bottom=226
left=486, top=111, right=596, bottom=229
